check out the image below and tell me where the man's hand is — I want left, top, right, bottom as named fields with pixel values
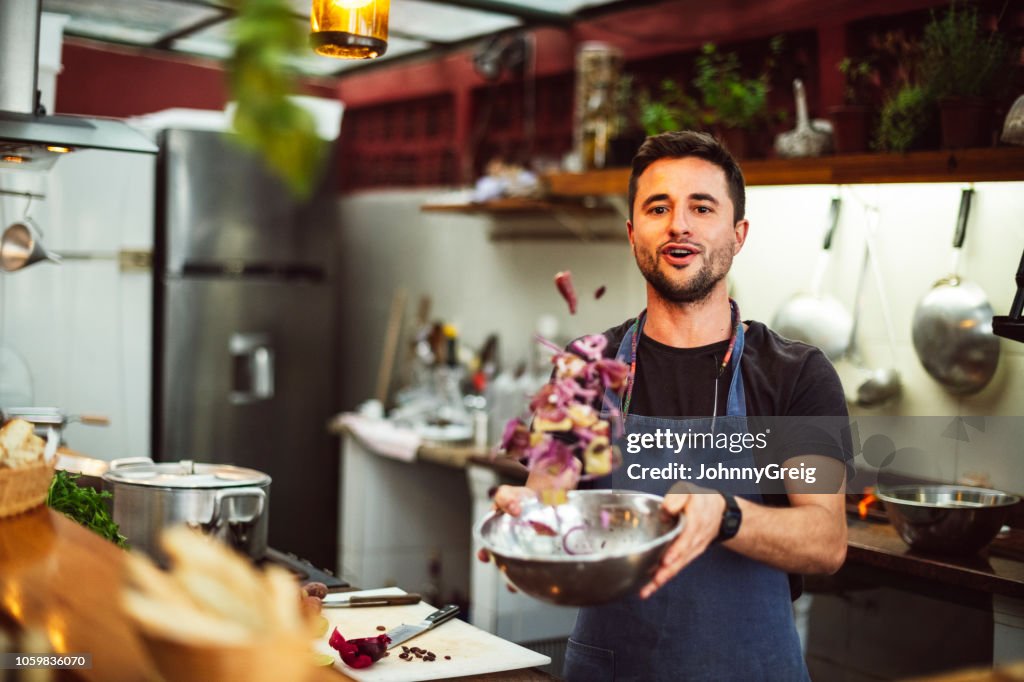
left=639, top=483, right=725, bottom=599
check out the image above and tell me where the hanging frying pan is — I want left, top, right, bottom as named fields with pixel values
left=772, top=197, right=852, bottom=360
left=911, top=188, right=1000, bottom=394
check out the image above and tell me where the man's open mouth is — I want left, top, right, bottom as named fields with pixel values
left=661, top=244, right=700, bottom=266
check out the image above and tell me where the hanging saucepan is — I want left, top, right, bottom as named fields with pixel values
left=912, top=189, right=1000, bottom=394
left=773, top=197, right=852, bottom=360
left=102, top=458, right=270, bottom=563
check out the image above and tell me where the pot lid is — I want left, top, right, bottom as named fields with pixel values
left=102, top=459, right=270, bottom=488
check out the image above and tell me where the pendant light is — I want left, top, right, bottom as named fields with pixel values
left=310, top=0, right=390, bottom=59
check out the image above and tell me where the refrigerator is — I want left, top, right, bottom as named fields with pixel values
left=153, top=128, right=339, bottom=570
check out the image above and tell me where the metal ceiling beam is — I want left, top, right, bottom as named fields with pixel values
left=412, top=0, right=570, bottom=26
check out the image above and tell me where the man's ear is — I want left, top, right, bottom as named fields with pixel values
left=627, top=220, right=635, bottom=248
left=733, top=219, right=749, bottom=254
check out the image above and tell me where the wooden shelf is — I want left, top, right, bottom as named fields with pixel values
left=420, top=198, right=616, bottom=215
left=544, top=147, right=1024, bottom=197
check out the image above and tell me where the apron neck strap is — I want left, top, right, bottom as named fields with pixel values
left=620, top=299, right=742, bottom=418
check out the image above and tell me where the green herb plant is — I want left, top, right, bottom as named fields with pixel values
left=871, top=30, right=933, bottom=152
left=919, top=2, right=1009, bottom=100
left=693, top=37, right=784, bottom=131
left=47, top=471, right=128, bottom=548
left=227, top=0, right=326, bottom=198
left=638, top=79, right=701, bottom=137
left=838, top=57, right=878, bottom=106
left=875, top=84, right=933, bottom=152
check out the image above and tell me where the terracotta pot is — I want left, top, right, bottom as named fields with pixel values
left=829, top=105, right=872, bottom=154
left=939, top=97, right=995, bottom=149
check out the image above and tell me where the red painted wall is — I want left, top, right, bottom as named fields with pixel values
left=55, top=38, right=337, bottom=118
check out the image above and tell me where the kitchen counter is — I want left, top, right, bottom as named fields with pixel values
left=329, top=415, right=529, bottom=476
left=845, top=518, right=1024, bottom=599
left=0, top=507, right=553, bottom=682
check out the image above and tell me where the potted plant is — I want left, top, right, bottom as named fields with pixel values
left=871, top=30, right=937, bottom=152
left=875, top=84, right=935, bottom=153
left=829, top=57, right=877, bottom=154
left=692, top=40, right=782, bottom=158
left=637, top=78, right=702, bottom=137
left=919, top=3, right=1009, bottom=149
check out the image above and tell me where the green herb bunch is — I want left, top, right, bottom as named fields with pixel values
left=638, top=79, right=701, bottom=137
left=47, top=471, right=128, bottom=548
left=919, top=2, right=1009, bottom=100
left=227, top=0, right=326, bottom=198
left=875, top=84, right=934, bottom=153
left=692, top=40, right=777, bottom=131
left=838, top=57, right=878, bottom=106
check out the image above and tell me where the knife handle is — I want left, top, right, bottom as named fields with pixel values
left=347, top=594, right=423, bottom=607
left=424, top=603, right=460, bottom=629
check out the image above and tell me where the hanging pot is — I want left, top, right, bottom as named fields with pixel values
left=772, top=197, right=852, bottom=360
left=911, top=189, right=1000, bottom=394
left=102, top=458, right=271, bottom=562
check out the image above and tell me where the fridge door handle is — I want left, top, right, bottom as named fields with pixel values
left=230, top=332, right=275, bottom=404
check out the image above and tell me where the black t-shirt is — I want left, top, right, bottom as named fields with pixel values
left=589, top=318, right=851, bottom=600
left=600, top=318, right=848, bottom=421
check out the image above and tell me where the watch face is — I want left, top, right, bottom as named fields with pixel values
left=724, top=516, right=740, bottom=532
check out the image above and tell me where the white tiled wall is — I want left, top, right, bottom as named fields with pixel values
left=0, top=149, right=155, bottom=459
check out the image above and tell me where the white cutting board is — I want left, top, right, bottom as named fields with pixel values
left=315, top=588, right=550, bottom=681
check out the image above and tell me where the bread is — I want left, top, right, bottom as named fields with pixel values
left=0, top=418, right=46, bottom=468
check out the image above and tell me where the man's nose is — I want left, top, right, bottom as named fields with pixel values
left=668, top=210, right=693, bottom=237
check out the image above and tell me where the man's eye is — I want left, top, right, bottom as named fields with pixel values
left=650, top=206, right=669, bottom=215
left=694, top=205, right=712, bottom=214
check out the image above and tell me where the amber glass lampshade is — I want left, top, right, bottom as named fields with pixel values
left=310, top=0, right=389, bottom=59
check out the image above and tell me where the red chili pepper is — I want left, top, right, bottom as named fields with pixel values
left=554, top=271, right=577, bottom=314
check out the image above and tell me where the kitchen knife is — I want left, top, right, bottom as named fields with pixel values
left=322, top=593, right=422, bottom=608
left=385, top=604, right=460, bottom=649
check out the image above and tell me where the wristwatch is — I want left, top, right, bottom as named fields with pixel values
left=716, top=492, right=742, bottom=542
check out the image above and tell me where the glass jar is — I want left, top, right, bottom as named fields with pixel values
left=574, top=42, right=624, bottom=170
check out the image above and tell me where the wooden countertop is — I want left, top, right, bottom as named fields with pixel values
left=845, top=518, right=1024, bottom=599
left=0, top=507, right=553, bottom=681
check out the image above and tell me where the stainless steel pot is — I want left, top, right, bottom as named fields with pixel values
left=102, top=458, right=271, bottom=562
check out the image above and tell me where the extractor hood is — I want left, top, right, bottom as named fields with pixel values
left=0, top=0, right=157, bottom=171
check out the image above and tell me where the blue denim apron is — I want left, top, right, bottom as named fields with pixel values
left=563, top=316, right=809, bottom=682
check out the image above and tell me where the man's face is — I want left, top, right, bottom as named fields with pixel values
left=627, top=157, right=748, bottom=305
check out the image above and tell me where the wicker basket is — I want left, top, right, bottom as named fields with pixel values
left=0, top=459, right=56, bottom=518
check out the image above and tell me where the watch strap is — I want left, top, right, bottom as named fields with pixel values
left=716, top=492, right=742, bottom=542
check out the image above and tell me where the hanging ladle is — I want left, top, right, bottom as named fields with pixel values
left=856, top=209, right=901, bottom=407
left=844, top=210, right=901, bottom=408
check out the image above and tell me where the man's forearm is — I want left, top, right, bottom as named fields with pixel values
left=725, top=496, right=847, bottom=574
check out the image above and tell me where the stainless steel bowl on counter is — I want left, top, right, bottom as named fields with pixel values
left=877, top=484, right=1020, bottom=555
left=475, top=490, right=684, bottom=606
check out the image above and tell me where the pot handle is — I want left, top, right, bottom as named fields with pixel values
left=210, top=487, right=267, bottom=528
left=109, top=457, right=155, bottom=470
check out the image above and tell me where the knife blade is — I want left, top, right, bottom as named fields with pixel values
left=322, top=593, right=422, bottom=608
left=385, top=604, right=460, bottom=650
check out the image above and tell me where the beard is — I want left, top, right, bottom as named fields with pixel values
left=634, top=243, right=731, bottom=305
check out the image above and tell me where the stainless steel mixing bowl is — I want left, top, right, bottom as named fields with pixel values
left=475, top=490, right=685, bottom=606
left=877, top=484, right=1020, bottom=555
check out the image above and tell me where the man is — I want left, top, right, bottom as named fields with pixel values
left=491, top=131, right=849, bottom=681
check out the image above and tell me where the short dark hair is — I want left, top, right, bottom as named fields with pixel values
left=628, top=131, right=746, bottom=223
